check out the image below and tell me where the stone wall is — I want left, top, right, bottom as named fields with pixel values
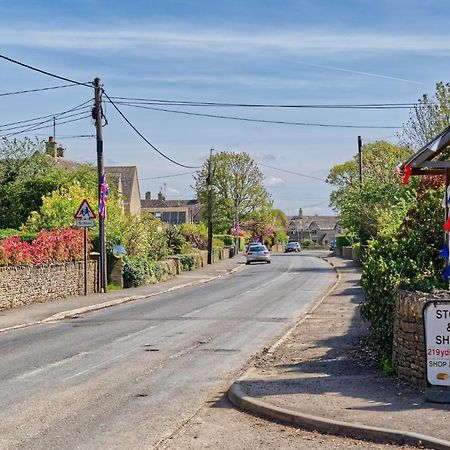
left=393, top=290, right=427, bottom=387
left=0, top=260, right=99, bottom=310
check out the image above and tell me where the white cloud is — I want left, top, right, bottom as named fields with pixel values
left=264, top=176, right=285, bottom=187
left=2, top=27, right=450, bottom=56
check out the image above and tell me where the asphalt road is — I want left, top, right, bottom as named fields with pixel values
left=0, top=253, right=335, bottom=449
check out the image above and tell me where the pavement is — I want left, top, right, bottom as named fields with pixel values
left=228, top=256, right=450, bottom=450
left=2, top=253, right=450, bottom=449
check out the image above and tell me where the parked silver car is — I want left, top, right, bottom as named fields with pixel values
left=246, top=244, right=271, bottom=264
left=284, top=241, right=301, bottom=253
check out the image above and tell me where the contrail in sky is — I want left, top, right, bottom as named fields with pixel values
left=299, top=61, right=422, bottom=85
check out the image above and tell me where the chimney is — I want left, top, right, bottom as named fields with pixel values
left=157, top=191, right=165, bottom=201
left=46, top=136, right=57, bottom=159
left=145, top=191, right=151, bottom=200
left=298, top=208, right=303, bottom=218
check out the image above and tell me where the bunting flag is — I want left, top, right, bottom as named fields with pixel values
left=99, top=172, right=110, bottom=218
left=401, top=163, right=411, bottom=185
left=440, top=244, right=449, bottom=258
left=443, top=265, right=450, bottom=279
left=444, top=217, right=450, bottom=232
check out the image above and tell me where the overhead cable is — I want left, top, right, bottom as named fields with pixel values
left=0, top=54, right=92, bottom=87
left=113, top=101, right=400, bottom=130
left=102, top=90, right=200, bottom=169
left=0, top=99, right=93, bottom=130
left=1, top=114, right=92, bottom=138
left=258, top=162, right=326, bottom=182
left=109, top=96, right=420, bottom=110
left=0, top=83, right=82, bottom=97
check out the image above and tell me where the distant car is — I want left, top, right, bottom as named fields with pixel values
left=284, top=242, right=301, bottom=253
left=329, top=240, right=336, bottom=251
left=245, top=242, right=262, bottom=254
left=246, top=244, right=271, bottom=264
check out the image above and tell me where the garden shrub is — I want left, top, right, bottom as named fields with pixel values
left=178, top=254, right=196, bottom=271
left=215, top=234, right=234, bottom=246
left=0, top=227, right=86, bottom=266
left=213, top=236, right=225, bottom=248
left=179, top=223, right=208, bottom=250
left=122, top=255, right=176, bottom=287
left=361, top=181, right=445, bottom=361
left=335, top=235, right=352, bottom=249
left=0, top=229, right=37, bottom=242
left=302, top=239, right=312, bottom=248
left=122, top=255, right=151, bottom=287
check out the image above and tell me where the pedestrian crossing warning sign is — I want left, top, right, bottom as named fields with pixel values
left=74, top=199, right=96, bottom=220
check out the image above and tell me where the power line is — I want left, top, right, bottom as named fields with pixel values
left=110, top=96, right=419, bottom=110
left=0, top=108, right=91, bottom=133
left=0, top=99, right=93, bottom=129
left=0, top=114, right=92, bottom=138
left=140, top=171, right=197, bottom=181
left=102, top=90, right=201, bottom=169
left=0, top=83, right=82, bottom=97
left=112, top=101, right=400, bottom=130
left=0, top=54, right=92, bottom=87
left=258, top=162, right=326, bottom=182
left=32, top=134, right=95, bottom=139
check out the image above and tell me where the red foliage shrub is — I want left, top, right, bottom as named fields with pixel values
left=0, top=228, right=89, bottom=267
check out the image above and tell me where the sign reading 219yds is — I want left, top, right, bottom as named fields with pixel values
left=424, top=301, right=450, bottom=386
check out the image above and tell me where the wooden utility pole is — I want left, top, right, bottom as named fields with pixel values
left=94, top=78, right=107, bottom=293
left=207, top=148, right=213, bottom=264
left=358, top=135, right=363, bottom=182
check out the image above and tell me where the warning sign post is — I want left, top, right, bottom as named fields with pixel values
left=74, top=199, right=96, bottom=295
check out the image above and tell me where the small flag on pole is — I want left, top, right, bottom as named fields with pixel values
left=443, top=265, right=450, bottom=279
left=444, top=217, right=450, bottom=232
left=99, top=172, right=110, bottom=218
left=401, top=163, right=411, bottom=185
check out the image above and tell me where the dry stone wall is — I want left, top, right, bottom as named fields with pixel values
left=393, top=290, right=450, bottom=387
left=0, top=260, right=99, bottom=310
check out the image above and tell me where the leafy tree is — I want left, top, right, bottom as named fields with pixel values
left=399, top=82, right=450, bottom=150
left=327, top=141, right=413, bottom=243
left=23, top=182, right=97, bottom=231
left=0, top=138, right=71, bottom=229
left=194, top=151, right=272, bottom=233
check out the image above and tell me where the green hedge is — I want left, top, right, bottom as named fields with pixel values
left=215, top=234, right=234, bottom=246
left=335, top=235, right=352, bottom=249
left=0, top=228, right=37, bottom=242
left=122, top=255, right=175, bottom=288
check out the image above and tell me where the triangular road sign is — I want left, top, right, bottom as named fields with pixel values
left=74, top=199, right=96, bottom=220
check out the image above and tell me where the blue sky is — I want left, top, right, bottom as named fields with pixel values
left=1, top=0, right=449, bottom=216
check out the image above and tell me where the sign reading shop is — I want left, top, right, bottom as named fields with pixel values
left=424, top=300, right=450, bottom=386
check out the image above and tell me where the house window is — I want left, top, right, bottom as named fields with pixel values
left=178, top=211, right=186, bottom=223
left=154, top=212, right=161, bottom=218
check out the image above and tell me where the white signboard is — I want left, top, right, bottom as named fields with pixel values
left=76, top=219, right=95, bottom=227
left=424, top=301, right=450, bottom=386
left=74, top=199, right=96, bottom=228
